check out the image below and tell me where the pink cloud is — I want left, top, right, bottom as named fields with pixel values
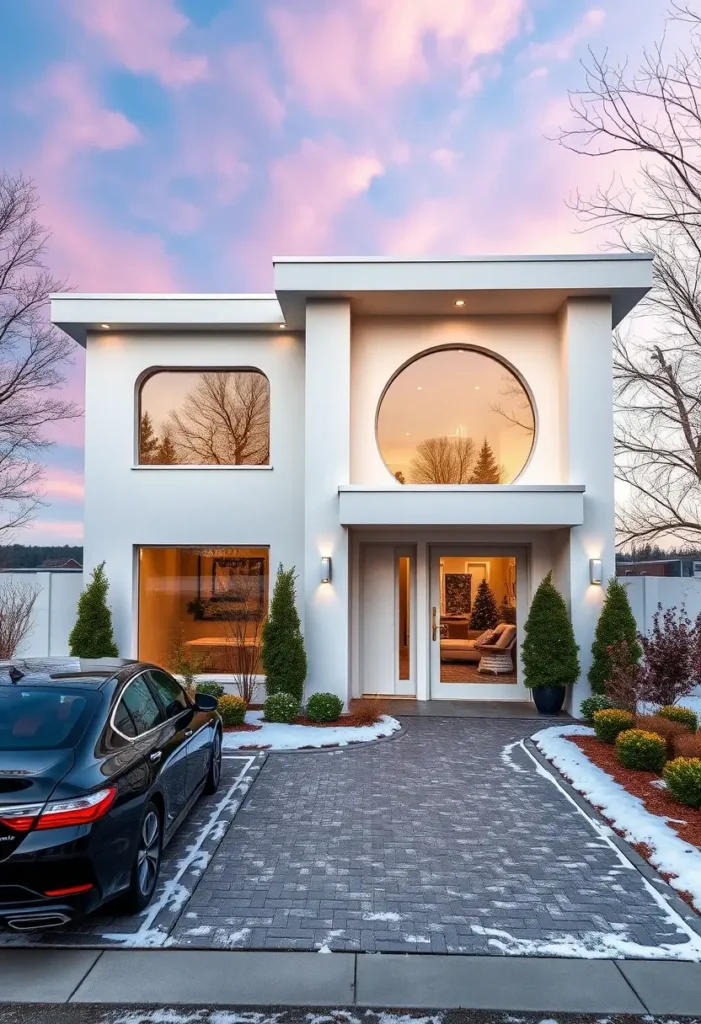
left=67, top=0, right=208, bottom=87
left=241, top=137, right=383, bottom=281
left=224, top=45, right=286, bottom=130
left=42, top=470, right=85, bottom=502
left=23, top=63, right=141, bottom=168
left=269, top=0, right=527, bottom=112
left=21, top=519, right=84, bottom=542
left=527, top=8, right=605, bottom=63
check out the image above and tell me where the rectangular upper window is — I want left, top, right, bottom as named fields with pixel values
left=138, top=369, right=270, bottom=465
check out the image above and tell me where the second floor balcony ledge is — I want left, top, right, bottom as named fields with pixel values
left=338, top=483, right=585, bottom=529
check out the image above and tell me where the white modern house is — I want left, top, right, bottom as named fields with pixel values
left=51, top=254, right=652, bottom=713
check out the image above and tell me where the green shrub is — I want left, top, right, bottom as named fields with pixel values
left=658, top=705, right=698, bottom=733
left=589, top=577, right=642, bottom=695
left=306, top=692, right=344, bottom=722
left=262, top=565, right=307, bottom=702
left=522, top=572, right=580, bottom=689
left=217, top=694, right=247, bottom=726
left=263, top=692, right=300, bottom=724
left=593, top=708, right=635, bottom=743
left=615, top=729, right=667, bottom=771
left=663, top=757, right=701, bottom=808
left=69, top=562, right=119, bottom=658
left=580, top=694, right=613, bottom=724
left=196, top=681, right=225, bottom=699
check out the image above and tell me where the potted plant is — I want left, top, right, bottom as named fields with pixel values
left=522, top=571, right=580, bottom=714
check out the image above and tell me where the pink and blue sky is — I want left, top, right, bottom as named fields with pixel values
left=0, top=0, right=669, bottom=544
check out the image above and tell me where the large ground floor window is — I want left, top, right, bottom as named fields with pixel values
left=138, top=546, right=269, bottom=674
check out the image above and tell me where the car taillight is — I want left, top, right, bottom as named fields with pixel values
left=44, top=884, right=94, bottom=897
left=0, top=787, right=117, bottom=832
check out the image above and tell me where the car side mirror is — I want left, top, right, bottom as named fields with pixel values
left=195, top=692, right=218, bottom=712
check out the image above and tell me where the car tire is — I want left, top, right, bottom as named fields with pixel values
left=203, top=727, right=222, bottom=795
left=120, top=800, right=162, bottom=914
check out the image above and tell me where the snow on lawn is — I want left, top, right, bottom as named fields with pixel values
left=532, top=724, right=701, bottom=916
left=222, top=709, right=401, bottom=751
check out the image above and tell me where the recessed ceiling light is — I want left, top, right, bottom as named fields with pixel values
left=100, top=323, right=111, bottom=329
left=278, top=323, right=286, bottom=329
left=454, top=299, right=465, bottom=307
left=417, top=386, right=422, bottom=391
left=474, top=385, right=480, bottom=390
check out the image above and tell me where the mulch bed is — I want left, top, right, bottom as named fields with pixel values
left=223, top=723, right=262, bottom=733
left=569, top=735, right=701, bottom=850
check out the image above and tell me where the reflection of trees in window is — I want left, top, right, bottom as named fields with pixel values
left=139, top=371, right=270, bottom=466
left=491, top=374, right=534, bottom=434
left=469, top=439, right=502, bottom=483
left=410, top=436, right=476, bottom=484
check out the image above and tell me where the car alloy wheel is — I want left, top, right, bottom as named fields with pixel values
left=137, top=809, right=161, bottom=897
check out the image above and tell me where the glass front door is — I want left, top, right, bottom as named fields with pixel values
left=429, top=548, right=528, bottom=701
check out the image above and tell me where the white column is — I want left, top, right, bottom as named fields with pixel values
left=560, top=298, right=615, bottom=711
left=303, top=300, right=351, bottom=701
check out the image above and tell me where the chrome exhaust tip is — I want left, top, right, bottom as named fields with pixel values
left=7, top=913, right=70, bottom=931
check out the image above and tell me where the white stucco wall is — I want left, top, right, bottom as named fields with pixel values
left=350, top=315, right=562, bottom=486
left=83, top=329, right=305, bottom=657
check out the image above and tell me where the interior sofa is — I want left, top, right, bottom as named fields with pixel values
left=440, top=622, right=512, bottom=664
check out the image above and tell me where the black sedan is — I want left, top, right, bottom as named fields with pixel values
left=0, top=658, right=221, bottom=930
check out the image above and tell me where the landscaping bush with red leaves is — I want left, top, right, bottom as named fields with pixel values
left=674, top=732, right=701, bottom=759
left=635, top=714, right=689, bottom=757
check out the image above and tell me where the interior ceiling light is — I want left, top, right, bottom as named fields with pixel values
left=454, top=299, right=465, bottom=307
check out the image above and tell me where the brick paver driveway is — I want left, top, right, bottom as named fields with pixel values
left=171, top=717, right=700, bottom=956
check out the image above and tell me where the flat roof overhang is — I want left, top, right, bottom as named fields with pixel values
left=338, top=484, right=585, bottom=528
left=274, top=254, right=653, bottom=330
left=50, top=294, right=285, bottom=347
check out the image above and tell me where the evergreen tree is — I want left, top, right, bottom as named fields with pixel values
left=522, top=571, right=580, bottom=689
left=139, top=412, right=160, bottom=464
left=589, top=577, right=642, bottom=694
left=469, top=439, right=501, bottom=483
left=68, top=561, right=119, bottom=658
left=157, top=432, right=177, bottom=465
left=261, top=564, right=307, bottom=701
left=470, top=578, right=500, bottom=630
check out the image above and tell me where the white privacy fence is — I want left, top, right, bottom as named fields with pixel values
left=0, top=570, right=84, bottom=658
left=623, top=576, right=701, bottom=635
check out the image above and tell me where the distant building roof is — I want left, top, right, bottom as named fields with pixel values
left=39, top=558, right=82, bottom=570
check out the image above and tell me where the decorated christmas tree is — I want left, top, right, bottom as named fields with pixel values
left=469, top=439, right=501, bottom=483
left=470, top=578, right=500, bottom=630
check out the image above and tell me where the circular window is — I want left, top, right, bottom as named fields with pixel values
left=376, top=347, right=535, bottom=485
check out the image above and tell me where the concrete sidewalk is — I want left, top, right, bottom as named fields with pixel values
left=1, top=948, right=701, bottom=1015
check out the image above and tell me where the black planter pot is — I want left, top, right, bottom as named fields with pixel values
left=532, top=686, right=566, bottom=715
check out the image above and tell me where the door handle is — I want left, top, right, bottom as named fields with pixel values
left=149, top=750, right=162, bottom=763
left=432, top=606, right=438, bottom=641
left=184, top=729, right=193, bottom=738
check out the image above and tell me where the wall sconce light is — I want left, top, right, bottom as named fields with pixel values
left=589, top=558, right=603, bottom=585
left=320, top=557, right=332, bottom=584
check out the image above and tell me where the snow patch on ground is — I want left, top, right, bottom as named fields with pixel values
left=404, top=934, right=430, bottom=944
left=471, top=923, right=698, bottom=959
left=213, top=926, right=251, bottom=948
left=222, top=710, right=401, bottom=750
left=531, top=724, right=701, bottom=930
left=500, top=741, right=526, bottom=773
left=362, top=911, right=402, bottom=922
left=316, top=928, right=345, bottom=953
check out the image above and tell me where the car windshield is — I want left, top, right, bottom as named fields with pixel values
left=0, top=686, right=100, bottom=750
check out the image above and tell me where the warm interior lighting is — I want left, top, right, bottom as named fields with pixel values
left=100, top=324, right=111, bottom=329
left=454, top=299, right=465, bottom=307
left=278, top=323, right=286, bottom=329
left=320, top=556, right=332, bottom=584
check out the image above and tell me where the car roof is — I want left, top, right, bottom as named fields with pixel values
left=0, top=657, right=140, bottom=690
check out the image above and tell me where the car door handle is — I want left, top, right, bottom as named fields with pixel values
left=149, top=750, right=162, bottom=763
left=184, top=729, right=193, bottom=738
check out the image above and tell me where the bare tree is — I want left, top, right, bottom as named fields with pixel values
left=222, top=574, right=266, bottom=704
left=168, top=371, right=270, bottom=465
left=557, top=5, right=701, bottom=543
left=410, top=435, right=476, bottom=483
left=491, top=375, right=535, bottom=434
left=0, top=173, right=79, bottom=533
left=0, top=578, right=39, bottom=658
